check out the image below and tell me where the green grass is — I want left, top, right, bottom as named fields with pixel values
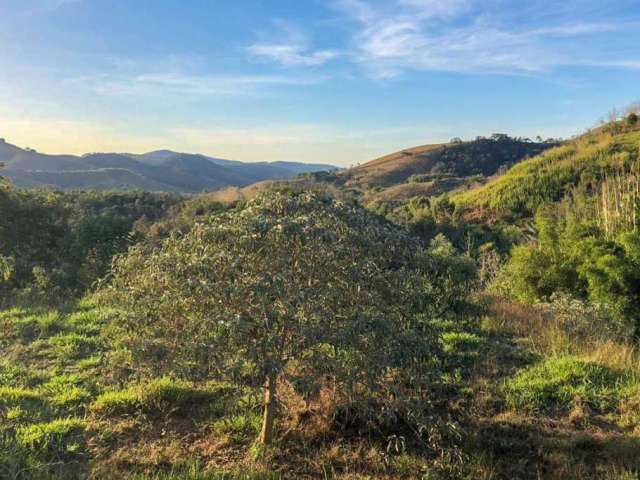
left=17, top=418, right=86, bottom=460
left=213, top=412, right=262, bottom=442
left=0, top=386, right=48, bottom=412
left=49, top=332, right=101, bottom=360
left=504, top=356, right=631, bottom=413
left=39, top=374, right=94, bottom=409
left=126, top=470, right=281, bottom=480
left=3, top=300, right=640, bottom=479
left=454, top=130, right=640, bottom=218
left=441, top=331, right=484, bottom=353
left=91, top=378, right=235, bottom=418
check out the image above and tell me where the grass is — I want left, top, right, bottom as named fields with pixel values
left=454, top=129, right=640, bottom=219
left=17, top=418, right=86, bottom=459
left=91, top=378, right=235, bottom=418
left=504, top=356, right=628, bottom=413
left=3, top=298, right=640, bottom=479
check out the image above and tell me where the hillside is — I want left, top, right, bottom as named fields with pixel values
left=347, top=136, right=553, bottom=187
left=455, top=123, right=640, bottom=220
left=305, top=136, right=556, bottom=207
left=0, top=139, right=336, bottom=193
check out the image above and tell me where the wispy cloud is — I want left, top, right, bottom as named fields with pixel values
left=332, top=0, right=640, bottom=77
left=71, top=71, right=328, bottom=97
left=248, top=44, right=338, bottom=66
left=248, top=20, right=339, bottom=66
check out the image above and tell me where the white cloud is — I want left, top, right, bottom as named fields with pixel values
left=248, top=20, right=339, bottom=67
left=248, top=44, right=338, bottom=66
left=333, top=0, right=639, bottom=76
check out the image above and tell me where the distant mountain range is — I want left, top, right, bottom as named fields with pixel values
left=0, top=139, right=336, bottom=193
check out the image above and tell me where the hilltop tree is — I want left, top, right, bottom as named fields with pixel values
left=104, top=191, right=447, bottom=444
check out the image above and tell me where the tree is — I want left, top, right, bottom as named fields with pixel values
left=103, top=191, right=445, bottom=445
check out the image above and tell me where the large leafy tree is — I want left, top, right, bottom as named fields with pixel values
left=104, top=190, right=446, bottom=444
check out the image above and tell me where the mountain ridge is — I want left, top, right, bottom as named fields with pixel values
left=0, top=138, right=336, bottom=193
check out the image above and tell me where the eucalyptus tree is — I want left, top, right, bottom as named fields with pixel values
left=104, top=190, right=446, bottom=444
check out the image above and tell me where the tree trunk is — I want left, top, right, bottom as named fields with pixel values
left=259, top=372, right=277, bottom=445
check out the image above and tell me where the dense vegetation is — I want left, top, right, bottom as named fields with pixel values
left=3, top=115, right=640, bottom=479
left=0, top=184, right=181, bottom=303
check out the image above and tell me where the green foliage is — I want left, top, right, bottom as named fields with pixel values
left=495, top=208, right=640, bottom=333
left=0, top=189, right=181, bottom=303
left=359, top=136, right=554, bottom=188
left=504, top=356, right=628, bottom=413
left=456, top=131, right=640, bottom=218
left=103, top=190, right=460, bottom=443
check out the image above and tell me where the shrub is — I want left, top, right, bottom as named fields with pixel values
left=536, top=293, right=634, bottom=345
left=504, top=356, right=625, bottom=413
left=103, top=190, right=449, bottom=445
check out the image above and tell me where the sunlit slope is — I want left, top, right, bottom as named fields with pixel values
left=346, top=137, right=552, bottom=191
left=454, top=129, right=640, bottom=218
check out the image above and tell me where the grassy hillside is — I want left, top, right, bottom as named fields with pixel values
left=455, top=126, right=640, bottom=220
left=301, top=136, right=555, bottom=208
left=345, top=136, right=553, bottom=189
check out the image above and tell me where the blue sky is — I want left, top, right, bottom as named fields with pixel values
left=0, top=0, right=639, bottom=166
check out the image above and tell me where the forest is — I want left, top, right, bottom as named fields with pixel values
left=2, top=111, right=640, bottom=480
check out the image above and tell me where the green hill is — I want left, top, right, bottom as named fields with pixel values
left=310, top=135, right=555, bottom=206
left=455, top=126, right=640, bottom=220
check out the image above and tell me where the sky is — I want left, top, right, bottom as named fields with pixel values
left=0, top=0, right=639, bottom=166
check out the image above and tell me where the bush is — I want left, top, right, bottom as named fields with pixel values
left=536, top=293, right=634, bottom=345
left=504, top=356, right=625, bottom=413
